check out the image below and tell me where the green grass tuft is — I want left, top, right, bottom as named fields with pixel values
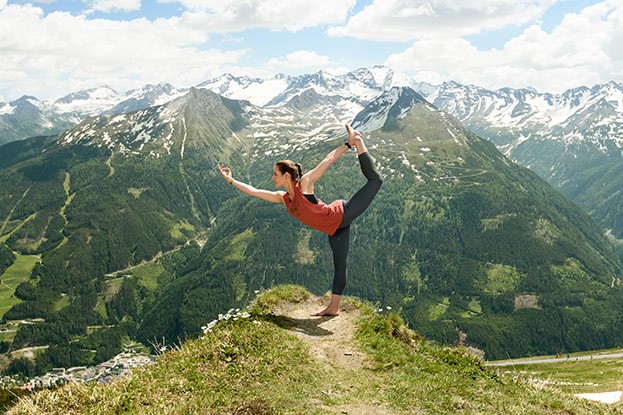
left=7, top=285, right=623, bottom=415
left=251, top=284, right=311, bottom=314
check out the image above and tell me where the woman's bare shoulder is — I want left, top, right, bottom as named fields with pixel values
left=298, top=176, right=314, bottom=194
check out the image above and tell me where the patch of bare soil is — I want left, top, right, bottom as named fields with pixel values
left=271, top=295, right=396, bottom=415
left=273, top=294, right=366, bottom=369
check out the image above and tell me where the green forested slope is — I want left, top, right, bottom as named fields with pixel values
left=0, top=88, right=622, bottom=380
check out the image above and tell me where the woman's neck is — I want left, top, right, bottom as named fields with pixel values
left=285, top=180, right=296, bottom=198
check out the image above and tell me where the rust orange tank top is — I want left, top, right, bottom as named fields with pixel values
left=282, top=182, right=344, bottom=235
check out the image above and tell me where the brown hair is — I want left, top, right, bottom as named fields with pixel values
left=275, top=160, right=303, bottom=181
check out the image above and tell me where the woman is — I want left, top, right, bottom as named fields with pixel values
left=218, top=124, right=382, bottom=316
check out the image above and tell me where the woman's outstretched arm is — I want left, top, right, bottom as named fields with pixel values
left=300, top=124, right=358, bottom=193
left=218, top=165, right=285, bottom=204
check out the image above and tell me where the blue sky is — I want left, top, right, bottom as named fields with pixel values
left=1, top=0, right=621, bottom=101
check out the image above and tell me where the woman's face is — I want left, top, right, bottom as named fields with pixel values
left=273, top=165, right=287, bottom=188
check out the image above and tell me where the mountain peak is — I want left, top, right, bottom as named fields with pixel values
left=58, top=87, right=249, bottom=158
left=352, top=86, right=431, bottom=131
left=53, top=85, right=123, bottom=116
left=109, top=83, right=186, bottom=115
left=55, top=85, right=119, bottom=104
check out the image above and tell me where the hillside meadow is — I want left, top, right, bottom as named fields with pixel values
left=6, top=285, right=622, bottom=415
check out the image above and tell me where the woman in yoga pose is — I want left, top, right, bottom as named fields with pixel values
left=218, top=124, right=382, bottom=316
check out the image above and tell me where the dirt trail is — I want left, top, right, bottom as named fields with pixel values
left=273, top=295, right=393, bottom=415
left=274, top=295, right=367, bottom=370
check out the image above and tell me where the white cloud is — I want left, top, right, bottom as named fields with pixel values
left=1, top=0, right=620, bottom=102
left=0, top=3, right=246, bottom=100
left=329, top=0, right=557, bottom=41
left=267, top=50, right=332, bottom=70
left=0, top=0, right=359, bottom=101
left=385, top=1, right=622, bottom=93
left=166, top=0, right=356, bottom=31
left=89, top=0, right=141, bottom=13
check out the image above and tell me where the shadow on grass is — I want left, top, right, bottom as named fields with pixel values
left=258, top=314, right=336, bottom=337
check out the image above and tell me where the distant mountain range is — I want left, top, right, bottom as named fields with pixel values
left=5, top=67, right=622, bottom=154
left=0, top=84, right=185, bottom=145
left=4, top=67, right=622, bottom=163
left=4, top=65, right=619, bottom=237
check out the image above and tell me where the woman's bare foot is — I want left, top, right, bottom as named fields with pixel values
left=345, top=124, right=359, bottom=147
left=345, top=124, right=367, bottom=155
left=311, top=294, right=341, bottom=316
left=311, top=307, right=340, bottom=317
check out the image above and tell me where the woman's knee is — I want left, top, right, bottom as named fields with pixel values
left=372, top=176, right=383, bottom=190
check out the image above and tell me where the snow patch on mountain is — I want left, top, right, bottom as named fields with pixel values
left=59, top=104, right=178, bottom=154
left=197, top=66, right=416, bottom=112
left=54, top=86, right=124, bottom=116
left=197, top=74, right=289, bottom=107
left=0, top=103, right=15, bottom=115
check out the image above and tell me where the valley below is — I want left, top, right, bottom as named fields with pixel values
left=491, top=348, right=623, bottom=404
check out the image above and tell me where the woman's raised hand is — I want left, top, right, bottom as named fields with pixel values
left=345, top=123, right=362, bottom=148
left=218, top=164, right=234, bottom=184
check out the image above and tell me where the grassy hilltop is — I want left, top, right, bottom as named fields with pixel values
left=7, top=285, right=621, bottom=415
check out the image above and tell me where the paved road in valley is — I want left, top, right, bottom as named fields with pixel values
left=487, top=351, right=623, bottom=367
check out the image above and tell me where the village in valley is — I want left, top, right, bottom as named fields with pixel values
left=0, top=347, right=155, bottom=391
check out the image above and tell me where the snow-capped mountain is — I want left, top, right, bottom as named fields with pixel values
left=0, top=95, right=79, bottom=145
left=0, top=65, right=431, bottom=147
left=6, top=66, right=623, bottom=155
left=57, top=88, right=252, bottom=159
left=56, top=86, right=358, bottom=164
left=196, top=66, right=422, bottom=122
left=352, top=86, right=432, bottom=132
left=107, top=83, right=187, bottom=115
left=265, top=66, right=396, bottom=106
left=421, top=80, right=623, bottom=238
left=197, top=68, right=623, bottom=168
left=425, top=81, right=623, bottom=162
left=0, top=84, right=188, bottom=146
left=196, top=73, right=290, bottom=107
left=54, top=85, right=125, bottom=116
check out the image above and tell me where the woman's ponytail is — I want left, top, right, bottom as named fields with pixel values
left=275, top=160, right=303, bottom=181
left=295, top=163, right=303, bottom=181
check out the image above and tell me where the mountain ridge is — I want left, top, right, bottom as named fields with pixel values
left=6, top=285, right=618, bottom=415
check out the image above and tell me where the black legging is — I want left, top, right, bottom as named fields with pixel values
left=328, top=152, right=382, bottom=295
